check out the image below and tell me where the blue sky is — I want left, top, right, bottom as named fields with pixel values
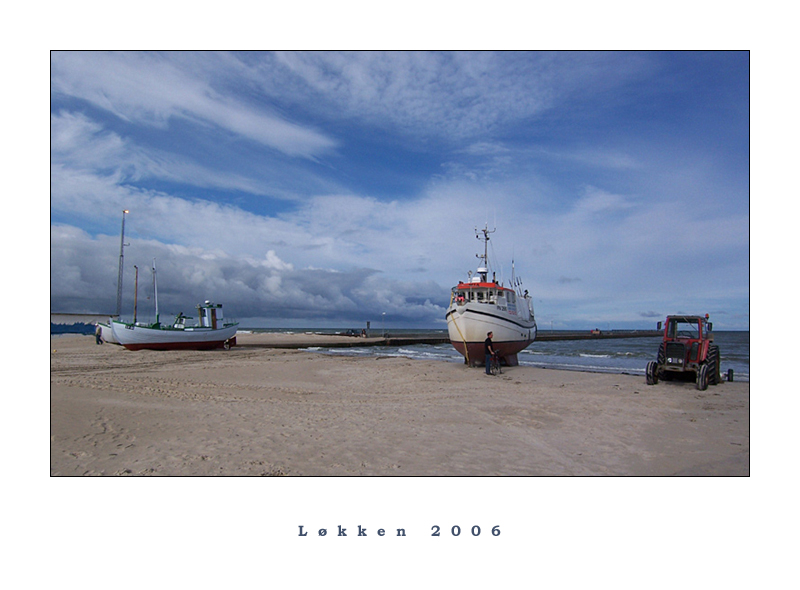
left=50, top=51, right=749, bottom=329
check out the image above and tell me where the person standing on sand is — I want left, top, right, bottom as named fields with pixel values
left=95, top=323, right=103, bottom=345
left=484, top=331, right=495, bottom=375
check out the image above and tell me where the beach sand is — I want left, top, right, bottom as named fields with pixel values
left=50, top=333, right=749, bottom=476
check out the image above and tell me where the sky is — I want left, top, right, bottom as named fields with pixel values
left=50, top=51, right=750, bottom=330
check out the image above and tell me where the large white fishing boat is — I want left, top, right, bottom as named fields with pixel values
left=446, top=226, right=537, bottom=366
left=110, top=260, right=238, bottom=351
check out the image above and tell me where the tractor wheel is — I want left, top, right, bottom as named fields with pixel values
left=696, top=364, right=710, bottom=391
left=646, top=361, right=659, bottom=385
left=708, top=345, right=721, bottom=385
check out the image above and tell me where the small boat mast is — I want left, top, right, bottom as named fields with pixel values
left=115, top=209, right=129, bottom=318
left=152, top=258, right=160, bottom=326
left=133, top=265, right=139, bottom=323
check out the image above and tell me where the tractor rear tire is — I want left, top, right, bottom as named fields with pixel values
left=697, top=364, right=710, bottom=391
left=646, top=361, right=659, bottom=385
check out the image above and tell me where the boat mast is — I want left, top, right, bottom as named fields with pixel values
left=115, top=209, right=129, bottom=318
left=511, top=259, right=524, bottom=295
left=152, top=258, right=159, bottom=325
left=475, top=225, right=495, bottom=282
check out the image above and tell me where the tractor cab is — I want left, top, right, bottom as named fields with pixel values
left=661, top=315, right=712, bottom=369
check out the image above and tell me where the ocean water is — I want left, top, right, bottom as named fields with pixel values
left=250, top=328, right=750, bottom=382
left=517, top=331, right=749, bottom=382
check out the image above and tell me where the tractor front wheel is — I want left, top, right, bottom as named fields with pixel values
left=646, top=361, right=659, bottom=385
left=697, top=364, right=710, bottom=391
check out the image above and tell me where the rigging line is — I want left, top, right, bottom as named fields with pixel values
left=448, top=290, right=470, bottom=366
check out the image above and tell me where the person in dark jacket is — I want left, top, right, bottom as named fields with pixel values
left=484, top=331, right=495, bottom=375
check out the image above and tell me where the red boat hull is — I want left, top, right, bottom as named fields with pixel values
left=121, top=338, right=235, bottom=351
left=450, top=338, right=533, bottom=367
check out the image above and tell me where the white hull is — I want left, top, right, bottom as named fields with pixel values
left=447, top=302, right=536, bottom=343
left=110, top=320, right=238, bottom=351
left=447, top=302, right=536, bottom=365
left=98, top=321, right=120, bottom=345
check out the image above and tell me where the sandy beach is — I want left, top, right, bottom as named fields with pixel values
left=50, top=333, right=749, bottom=476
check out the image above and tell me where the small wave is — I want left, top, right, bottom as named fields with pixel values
left=579, top=353, right=611, bottom=358
left=379, top=348, right=454, bottom=361
left=316, top=347, right=371, bottom=356
left=521, top=359, right=647, bottom=375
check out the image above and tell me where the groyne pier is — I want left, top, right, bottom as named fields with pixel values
left=233, top=330, right=661, bottom=350
left=536, top=330, right=661, bottom=342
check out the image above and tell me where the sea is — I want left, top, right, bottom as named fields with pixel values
left=246, top=328, right=751, bottom=383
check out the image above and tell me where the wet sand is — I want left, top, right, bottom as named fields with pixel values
left=50, top=333, right=749, bottom=476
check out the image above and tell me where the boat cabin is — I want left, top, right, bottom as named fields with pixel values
left=197, top=301, right=224, bottom=329
left=453, top=280, right=518, bottom=314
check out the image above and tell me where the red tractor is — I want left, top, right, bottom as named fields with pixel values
left=646, top=314, right=725, bottom=390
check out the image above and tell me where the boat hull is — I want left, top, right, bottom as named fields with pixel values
left=446, top=304, right=536, bottom=366
left=110, top=321, right=238, bottom=351
left=97, top=321, right=121, bottom=345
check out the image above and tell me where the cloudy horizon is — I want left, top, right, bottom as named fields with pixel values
left=50, top=51, right=749, bottom=330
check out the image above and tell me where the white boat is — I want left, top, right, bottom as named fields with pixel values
left=446, top=226, right=537, bottom=366
left=110, top=304, right=238, bottom=351
left=97, top=320, right=120, bottom=345
left=110, top=259, right=238, bottom=350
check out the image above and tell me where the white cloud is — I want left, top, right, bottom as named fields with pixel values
left=51, top=52, right=337, bottom=158
left=50, top=111, right=342, bottom=202
left=260, top=52, right=650, bottom=141
left=573, top=186, right=635, bottom=215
